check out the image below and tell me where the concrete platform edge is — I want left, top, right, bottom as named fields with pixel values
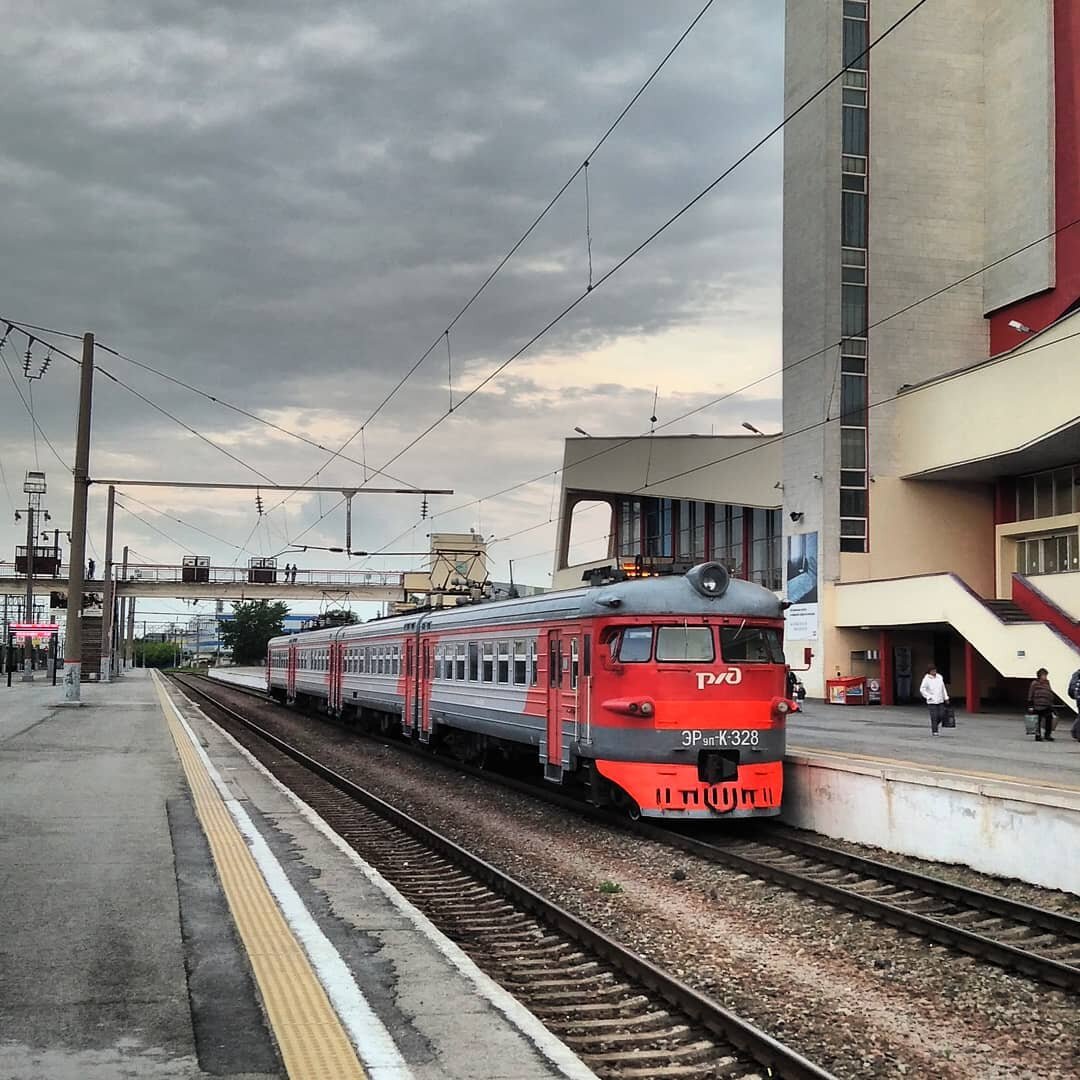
left=782, top=752, right=1080, bottom=895
left=166, top=674, right=599, bottom=1080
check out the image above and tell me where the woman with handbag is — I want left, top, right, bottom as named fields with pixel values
left=1026, top=668, right=1055, bottom=742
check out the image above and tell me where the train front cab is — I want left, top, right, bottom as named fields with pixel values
left=587, top=615, right=788, bottom=819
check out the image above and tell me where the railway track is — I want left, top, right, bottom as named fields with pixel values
left=173, top=674, right=836, bottom=1080
left=193, top=674, right=1080, bottom=994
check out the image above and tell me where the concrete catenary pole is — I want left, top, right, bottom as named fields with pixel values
left=61, top=332, right=95, bottom=704
left=126, top=591, right=136, bottom=671
left=118, top=545, right=128, bottom=671
left=21, top=494, right=35, bottom=681
left=99, top=486, right=116, bottom=682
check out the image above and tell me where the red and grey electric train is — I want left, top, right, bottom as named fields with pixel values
left=266, top=562, right=791, bottom=819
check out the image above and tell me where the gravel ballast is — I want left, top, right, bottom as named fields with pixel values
left=195, top=683, right=1080, bottom=1080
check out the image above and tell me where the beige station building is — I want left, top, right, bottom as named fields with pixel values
left=554, top=0, right=1080, bottom=710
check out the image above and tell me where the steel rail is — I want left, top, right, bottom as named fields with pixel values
left=750, top=828, right=1080, bottom=941
left=194, top=674, right=1080, bottom=993
left=175, top=674, right=837, bottom=1080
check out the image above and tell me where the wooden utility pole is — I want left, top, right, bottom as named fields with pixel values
left=61, top=332, right=94, bottom=703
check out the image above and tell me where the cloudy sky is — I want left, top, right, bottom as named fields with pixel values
left=0, top=0, right=784, bottom=627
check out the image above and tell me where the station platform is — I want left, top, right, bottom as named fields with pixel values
left=0, top=669, right=596, bottom=1080
left=784, top=702, right=1080, bottom=895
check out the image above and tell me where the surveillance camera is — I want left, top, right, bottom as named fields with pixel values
left=789, top=511, right=804, bottom=522
left=1008, top=320, right=1032, bottom=333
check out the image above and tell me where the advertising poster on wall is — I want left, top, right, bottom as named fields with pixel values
left=785, top=532, right=819, bottom=640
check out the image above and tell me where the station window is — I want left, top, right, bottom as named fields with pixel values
left=1015, top=465, right=1080, bottom=521
left=1016, top=529, right=1080, bottom=575
left=719, top=626, right=784, bottom=664
left=711, top=504, right=744, bottom=577
left=656, top=626, right=715, bottom=662
left=617, top=627, right=653, bottom=663
left=748, top=508, right=783, bottom=592
left=676, top=500, right=708, bottom=562
left=843, top=14, right=868, bottom=67
left=497, top=641, right=510, bottom=684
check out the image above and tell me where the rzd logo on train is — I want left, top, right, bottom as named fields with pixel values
left=695, top=669, right=742, bottom=690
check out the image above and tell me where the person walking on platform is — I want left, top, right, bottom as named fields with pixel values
left=1068, top=667, right=1080, bottom=742
left=1027, top=668, right=1056, bottom=742
left=919, top=665, right=949, bottom=735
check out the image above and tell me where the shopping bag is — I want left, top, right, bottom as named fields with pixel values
left=1024, top=711, right=1039, bottom=736
left=942, top=706, right=956, bottom=728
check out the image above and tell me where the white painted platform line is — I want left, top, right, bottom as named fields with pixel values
left=175, top=682, right=601, bottom=1080
left=155, top=672, right=414, bottom=1080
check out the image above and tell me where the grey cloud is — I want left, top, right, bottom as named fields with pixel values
left=1, top=0, right=782, bottom=599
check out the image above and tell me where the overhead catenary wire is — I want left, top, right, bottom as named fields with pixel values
left=0, top=320, right=285, bottom=488
left=491, top=323, right=1080, bottom=571
left=0, top=339, right=72, bottom=472
left=116, top=489, right=259, bottom=556
left=275, top=0, right=724, bottom=494
left=365, top=205, right=1080, bottom=559
left=94, top=341, right=415, bottom=488
left=114, top=500, right=198, bottom=556
left=358, top=0, right=934, bottom=490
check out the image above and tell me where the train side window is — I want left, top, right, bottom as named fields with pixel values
left=454, top=642, right=465, bottom=680
left=394, top=645, right=401, bottom=676
left=570, top=639, right=579, bottom=689
left=719, top=625, right=785, bottom=664
left=513, top=640, right=527, bottom=685
left=583, top=634, right=591, bottom=678
left=482, top=641, right=494, bottom=682
left=656, top=626, right=715, bottom=662
left=618, top=627, right=653, bottom=663
left=497, top=641, right=510, bottom=684
left=549, top=640, right=559, bottom=687
left=529, top=641, right=538, bottom=685
left=468, top=642, right=479, bottom=681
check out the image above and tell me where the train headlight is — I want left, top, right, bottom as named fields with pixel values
left=639, top=701, right=654, bottom=717
left=687, top=561, right=730, bottom=599
left=776, top=700, right=790, bottom=714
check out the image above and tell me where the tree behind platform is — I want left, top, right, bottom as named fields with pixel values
left=219, top=600, right=289, bottom=665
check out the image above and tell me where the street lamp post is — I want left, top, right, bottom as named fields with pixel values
left=21, top=471, right=47, bottom=682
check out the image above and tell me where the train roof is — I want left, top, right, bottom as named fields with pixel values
left=268, top=568, right=783, bottom=649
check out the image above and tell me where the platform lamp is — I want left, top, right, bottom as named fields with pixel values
left=20, top=471, right=47, bottom=682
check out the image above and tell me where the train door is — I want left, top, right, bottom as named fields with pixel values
left=545, top=630, right=577, bottom=777
left=403, top=637, right=417, bottom=738
left=287, top=640, right=297, bottom=702
left=419, top=638, right=433, bottom=742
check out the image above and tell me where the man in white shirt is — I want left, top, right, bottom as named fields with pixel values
left=919, top=665, right=949, bottom=735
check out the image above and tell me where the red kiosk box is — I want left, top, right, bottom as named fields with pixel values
left=826, top=676, right=866, bottom=705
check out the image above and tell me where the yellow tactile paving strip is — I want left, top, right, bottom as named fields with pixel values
left=153, top=677, right=368, bottom=1080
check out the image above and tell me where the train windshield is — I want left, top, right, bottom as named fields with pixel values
left=656, top=626, right=714, bottom=662
left=720, top=625, right=785, bottom=664
left=617, top=626, right=653, bottom=662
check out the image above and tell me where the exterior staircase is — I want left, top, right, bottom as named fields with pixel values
left=834, top=572, right=1080, bottom=707
left=983, top=599, right=1035, bottom=624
